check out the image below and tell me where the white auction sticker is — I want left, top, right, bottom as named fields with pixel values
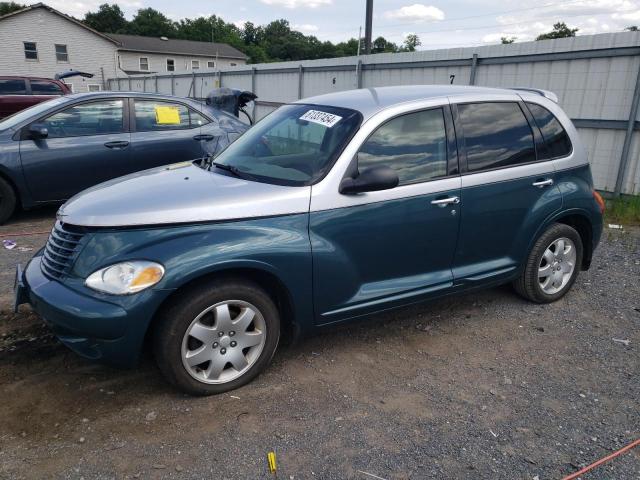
left=299, top=110, right=342, bottom=127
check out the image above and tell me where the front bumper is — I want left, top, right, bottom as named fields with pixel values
left=17, top=254, right=167, bottom=367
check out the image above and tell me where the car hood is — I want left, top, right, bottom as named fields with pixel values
left=58, top=162, right=311, bottom=227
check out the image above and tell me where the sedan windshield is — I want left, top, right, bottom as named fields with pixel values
left=212, top=104, right=362, bottom=186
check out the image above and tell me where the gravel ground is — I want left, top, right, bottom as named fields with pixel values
left=0, top=209, right=638, bottom=480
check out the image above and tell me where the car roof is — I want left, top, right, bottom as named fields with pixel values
left=62, top=91, right=201, bottom=101
left=0, top=75, right=64, bottom=82
left=295, top=85, right=518, bottom=120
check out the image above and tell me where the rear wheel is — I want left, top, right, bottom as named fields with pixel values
left=153, top=278, right=280, bottom=395
left=0, top=177, right=16, bottom=224
left=513, top=223, right=583, bottom=303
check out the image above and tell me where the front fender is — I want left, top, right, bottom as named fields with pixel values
left=72, top=214, right=314, bottom=335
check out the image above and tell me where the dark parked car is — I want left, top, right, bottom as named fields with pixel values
left=0, top=76, right=72, bottom=119
left=0, top=91, right=249, bottom=223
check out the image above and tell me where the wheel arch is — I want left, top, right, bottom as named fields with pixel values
left=534, top=208, right=594, bottom=270
left=144, top=264, right=300, bottom=351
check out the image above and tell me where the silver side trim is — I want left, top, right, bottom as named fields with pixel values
left=461, top=160, right=555, bottom=188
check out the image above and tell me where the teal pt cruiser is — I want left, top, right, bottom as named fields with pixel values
left=16, top=85, right=604, bottom=395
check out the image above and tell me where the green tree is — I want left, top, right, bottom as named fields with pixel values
left=0, top=2, right=24, bottom=16
left=536, top=22, right=578, bottom=40
left=372, top=36, right=398, bottom=53
left=501, top=36, right=516, bottom=44
left=402, top=34, right=421, bottom=52
left=127, top=8, right=176, bottom=37
left=84, top=4, right=128, bottom=33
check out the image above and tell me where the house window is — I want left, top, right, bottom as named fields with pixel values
left=87, top=84, right=101, bottom=92
left=23, top=41, right=38, bottom=60
left=207, top=60, right=215, bottom=69
left=55, top=44, right=68, bottom=62
left=230, top=63, right=237, bottom=66
left=191, top=60, right=200, bottom=70
left=139, top=57, right=149, bottom=71
left=166, top=58, right=175, bottom=72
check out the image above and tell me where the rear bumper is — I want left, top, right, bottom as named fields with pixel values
left=18, top=254, right=166, bottom=367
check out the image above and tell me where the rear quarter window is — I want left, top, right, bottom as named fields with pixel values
left=458, top=102, right=536, bottom=172
left=526, top=102, right=572, bottom=159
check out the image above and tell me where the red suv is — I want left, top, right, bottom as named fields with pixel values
left=0, top=76, right=71, bottom=119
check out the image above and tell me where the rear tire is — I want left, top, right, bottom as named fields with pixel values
left=513, top=223, right=583, bottom=303
left=153, top=278, right=280, bottom=395
left=0, top=177, right=16, bottom=224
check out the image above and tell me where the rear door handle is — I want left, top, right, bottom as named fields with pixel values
left=532, top=178, right=554, bottom=188
left=431, top=196, right=460, bottom=207
left=193, top=134, right=215, bottom=141
left=104, top=141, right=129, bottom=149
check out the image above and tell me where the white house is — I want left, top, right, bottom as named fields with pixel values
left=0, top=3, right=248, bottom=93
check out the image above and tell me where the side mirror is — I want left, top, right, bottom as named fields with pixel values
left=339, top=165, right=399, bottom=194
left=28, top=123, right=48, bottom=139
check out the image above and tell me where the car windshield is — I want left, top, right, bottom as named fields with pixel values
left=212, top=104, right=362, bottom=186
left=0, top=96, right=68, bottom=131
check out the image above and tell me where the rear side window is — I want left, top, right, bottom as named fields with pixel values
left=31, top=80, right=64, bottom=95
left=358, top=108, right=448, bottom=185
left=134, top=100, right=203, bottom=131
left=526, top=102, right=572, bottom=159
left=458, top=102, right=535, bottom=172
left=0, top=79, right=26, bottom=94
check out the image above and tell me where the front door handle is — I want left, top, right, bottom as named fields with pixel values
left=431, top=196, right=460, bottom=207
left=104, top=141, right=129, bottom=149
left=193, top=134, right=215, bottom=141
left=532, top=178, right=554, bottom=188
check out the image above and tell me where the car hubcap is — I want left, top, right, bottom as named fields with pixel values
left=181, top=300, right=266, bottom=384
left=538, top=237, right=576, bottom=295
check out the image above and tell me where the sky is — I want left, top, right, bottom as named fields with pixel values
left=44, top=0, right=640, bottom=49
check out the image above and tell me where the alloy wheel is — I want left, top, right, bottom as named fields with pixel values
left=538, top=237, right=577, bottom=295
left=181, top=300, right=266, bottom=384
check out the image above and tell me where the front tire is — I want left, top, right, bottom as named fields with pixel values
left=154, top=278, right=280, bottom=395
left=0, top=177, right=17, bottom=224
left=513, top=223, right=583, bottom=303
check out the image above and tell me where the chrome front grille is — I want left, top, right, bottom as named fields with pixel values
left=41, top=222, right=85, bottom=279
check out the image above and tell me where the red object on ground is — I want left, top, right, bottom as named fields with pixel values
left=561, top=438, right=640, bottom=480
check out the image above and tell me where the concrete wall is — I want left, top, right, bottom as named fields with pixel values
left=0, top=8, right=117, bottom=92
left=107, top=31, right=640, bottom=195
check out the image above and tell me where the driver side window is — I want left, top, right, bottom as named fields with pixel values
left=39, top=100, right=124, bottom=138
left=358, top=108, right=448, bottom=186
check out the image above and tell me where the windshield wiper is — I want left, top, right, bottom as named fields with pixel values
left=211, top=161, right=245, bottom=178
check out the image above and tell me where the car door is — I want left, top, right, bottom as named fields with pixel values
left=450, top=98, right=563, bottom=286
left=127, top=98, right=211, bottom=176
left=310, top=105, right=462, bottom=325
left=0, top=78, right=30, bottom=118
left=19, top=98, right=131, bottom=201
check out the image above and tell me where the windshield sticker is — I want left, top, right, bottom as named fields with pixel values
left=155, top=105, right=181, bottom=125
left=299, top=110, right=342, bottom=127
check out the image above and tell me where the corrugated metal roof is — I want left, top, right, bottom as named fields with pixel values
left=108, top=34, right=247, bottom=60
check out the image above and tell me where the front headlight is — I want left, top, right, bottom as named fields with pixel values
left=85, top=261, right=165, bottom=295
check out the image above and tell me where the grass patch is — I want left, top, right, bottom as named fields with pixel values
left=605, top=194, right=640, bottom=226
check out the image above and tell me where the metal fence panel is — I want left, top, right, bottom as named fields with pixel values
left=106, top=31, right=640, bottom=194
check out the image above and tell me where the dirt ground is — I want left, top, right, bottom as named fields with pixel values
left=0, top=208, right=638, bottom=480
